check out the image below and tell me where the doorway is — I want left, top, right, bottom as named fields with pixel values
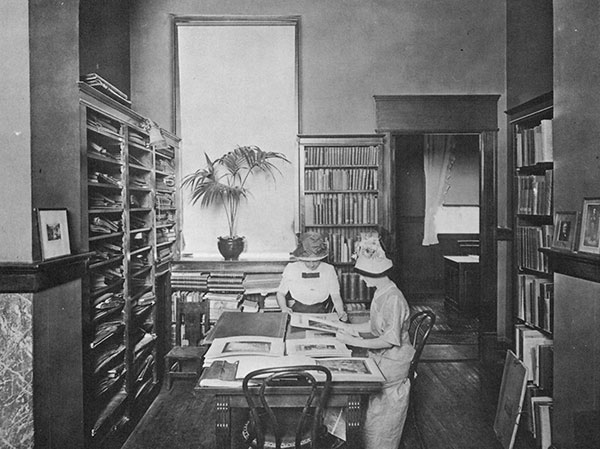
left=393, top=133, right=480, bottom=299
left=374, top=94, right=500, bottom=361
left=392, top=133, right=481, bottom=360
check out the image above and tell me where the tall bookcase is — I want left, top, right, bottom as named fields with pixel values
left=508, top=92, right=555, bottom=445
left=298, top=134, right=384, bottom=310
left=80, top=83, right=180, bottom=447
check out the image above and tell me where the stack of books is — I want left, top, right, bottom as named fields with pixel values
left=242, top=273, right=282, bottom=295
left=171, top=271, right=209, bottom=291
left=81, top=73, right=131, bottom=107
left=205, top=292, right=242, bottom=322
left=208, top=272, right=245, bottom=293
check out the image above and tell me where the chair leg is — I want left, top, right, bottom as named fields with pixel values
left=409, top=393, right=426, bottom=449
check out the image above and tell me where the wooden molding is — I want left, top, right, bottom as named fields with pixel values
left=541, top=247, right=600, bottom=284
left=173, top=258, right=289, bottom=274
left=0, top=253, right=93, bottom=293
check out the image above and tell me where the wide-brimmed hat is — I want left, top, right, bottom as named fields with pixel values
left=353, top=236, right=392, bottom=277
left=291, top=232, right=329, bottom=261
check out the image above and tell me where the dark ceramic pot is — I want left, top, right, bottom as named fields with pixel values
left=217, top=236, right=245, bottom=260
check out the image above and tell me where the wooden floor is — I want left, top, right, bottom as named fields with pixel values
left=121, top=357, right=536, bottom=449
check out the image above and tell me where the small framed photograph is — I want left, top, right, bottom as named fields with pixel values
left=37, top=208, right=71, bottom=260
left=551, top=211, right=579, bottom=251
left=578, top=198, right=600, bottom=254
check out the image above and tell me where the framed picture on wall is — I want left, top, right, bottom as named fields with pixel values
left=551, top=211, right=579, bottom=251
left=578, top=198, right=600, bottom=254
left=37, top=208, right=71, bottom=260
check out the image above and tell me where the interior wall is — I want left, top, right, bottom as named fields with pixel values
left=130, top=0, right=507, bottom=255
left=29, top=0, right=82, bottom=257
left=0, top=0, right=32, bottom=262
left=553, top=1, right=600, bottom=447
left=79, top=0, right=131, bottom=97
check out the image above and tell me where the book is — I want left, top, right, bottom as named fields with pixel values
left=286, top=337, right=352, bottom=358
left=536, top=344, right=554, bottom=392
left=314, top=357, right=385, bottom=382
left=536, top=402, right=553, bottom=449
left=204, top=310, right=288, bottom=344
left=290, top=313, right=358, bottom=337
left=530, top=396, right=552, bottom=439
left=231, top=355, right=385, bottom=383
left=198, top=360, right=240, bottom=387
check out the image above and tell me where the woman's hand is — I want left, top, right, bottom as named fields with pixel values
left=336, top=329, right=358, bottom=346
left=337, top=311, right=349, bottom=323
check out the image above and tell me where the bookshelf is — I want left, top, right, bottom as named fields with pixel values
left=80, top=83, right=180, bottom=448
left=507, top=92, right=555, bottom=446
left=298, top=135, right=385, bottom=310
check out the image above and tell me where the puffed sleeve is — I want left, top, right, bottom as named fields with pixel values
left=323, top=263, right=341, bottom=296
left=376, top=292, right=410, bottom=347
left=277, top=263, right=292, bottom=295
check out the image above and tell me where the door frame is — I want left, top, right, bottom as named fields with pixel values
left=374, top=94, right=500, bottom=362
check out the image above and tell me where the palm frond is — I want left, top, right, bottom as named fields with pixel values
left=182, top=146, right=289, bottom=236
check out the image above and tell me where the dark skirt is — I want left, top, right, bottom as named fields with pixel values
left=289, top=295, right=332, bottom=313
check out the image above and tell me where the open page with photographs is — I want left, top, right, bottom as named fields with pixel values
left=290, top=313, right=359, bottom=336
left=285, top=337, right=352, bottom=358
left=234, top=355, right=316, bottom=380
left=233, top=355, right=384, bottom=383
left=314, top=357, right=385, bottom=382
left=204, top=335, right=285, bottom=363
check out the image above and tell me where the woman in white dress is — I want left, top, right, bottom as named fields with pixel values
left=336, top=236, right=415, bottom=449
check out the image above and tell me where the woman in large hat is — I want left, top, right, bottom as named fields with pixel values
left=335, top=236, right=415, bottom=449
left=276, top=232, right=347, bottom=321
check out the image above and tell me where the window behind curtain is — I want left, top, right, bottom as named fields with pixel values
left=176, top=19, right=299, bottom=257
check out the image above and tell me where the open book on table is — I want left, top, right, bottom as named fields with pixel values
left=218, top=355, right=384, bottom=382
left=290, top=313, right=359, bottom=337
left=204, top=335, right=285, bottom=363
left=236, top=355, right=384, bottom=382
left=285, top=337, right=352, bottom=358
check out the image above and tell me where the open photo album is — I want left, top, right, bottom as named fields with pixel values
left=203, top=335, right=285, bottom=363
left=232, top=355, right=385, bottom=383
left=290, top=313, right=359, bottom=336
left=285, top=337, right=352, bottom=358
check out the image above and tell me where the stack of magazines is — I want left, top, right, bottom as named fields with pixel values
left=81, top=73, right=131, bottom=107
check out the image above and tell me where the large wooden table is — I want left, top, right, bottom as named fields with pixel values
left=196, top=380, right=381, bottom=449
left=194, top=315, right=382, bottom=449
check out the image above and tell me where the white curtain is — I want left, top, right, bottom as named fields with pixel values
left=422, top=135, right=456, bottom=245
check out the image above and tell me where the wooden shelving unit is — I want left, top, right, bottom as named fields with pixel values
left=507, top=92, right=555, bottom=446
left=79, top=83, right=180, bottom=448
left=298, top=134, right=385, bottom=310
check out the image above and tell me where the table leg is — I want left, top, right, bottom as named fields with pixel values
left=215, top=395, right=231, bottom=449
left=345, top=394, right=363, bottom=449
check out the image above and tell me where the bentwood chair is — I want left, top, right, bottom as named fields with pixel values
left=407, top=310, right=436, bottom=383
left=402, top=310, right=436, bottom=446
left=241, top=365, right=332, bottom=449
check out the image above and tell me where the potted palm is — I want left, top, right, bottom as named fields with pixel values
left=181, top=145, right=290, bottom=260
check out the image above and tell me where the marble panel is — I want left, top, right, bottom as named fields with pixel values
left=0, top=293, right=33, bottom=448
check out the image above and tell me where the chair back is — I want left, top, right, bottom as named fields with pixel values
left=242, top=365, right=332, bottom=449
left=407, top=310, right=436, bottom=382
left=176, top=300, right=209, bottom=346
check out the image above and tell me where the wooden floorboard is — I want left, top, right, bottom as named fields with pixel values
left=121, top=358, right=536, bottom=449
